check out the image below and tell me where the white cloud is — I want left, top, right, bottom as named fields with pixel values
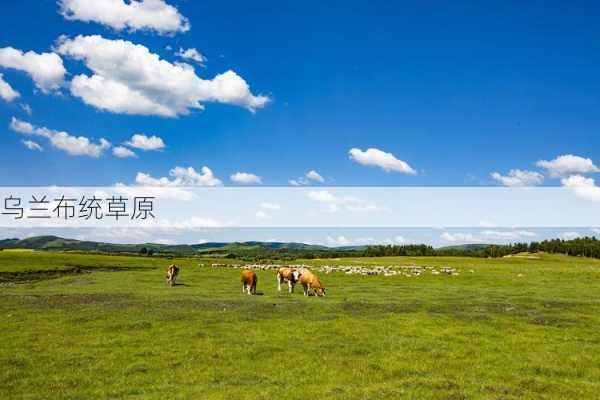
left=440, top=232, right=476, bottom=242
left=135, top=166, right=223, bottom=187
left=255, top=210, right=268, bottom=219
left=441, top=230, right=537, bottom=243
left=115, top=166, right=222, bottom=201
left=56, top=35, right=269, bottom=116
left=308, top=190, right=340, bottom=203
left=21, top=140, right=43, bottom=151
left=9, top=117, right=34, bottom=133
left=0, top=47, right=65, bottom=93
left=325, top=236, right=376, bottom=246
left=306, top=170, right=324, bottom=182
left=175, top=48, right=206, bottom=65
left=58, top=0, right=190, bottom=35
left=231, top=172, right=262, bottom=184
left=560, top=174, right=600, bottom=202
left=491, top=169, right=544, bottom=187
left=114, top=184, right=196, bottom=201
left=480, top=230, right=537, bottom=240
left=89, top=227, right=151, bottom=241
left=187, top=217, right=223, bottom=228
left=0, top=73, right=19, bottom=102
left=345, top=203, right=391, bottom=213
left=326, top=235, right=352, bottom=246
left=385, top=236, right=409, bottom=244
left=113, top=145, right=137, bottom=158
left=349, top=147, right=416, bottom=174
left=140, top=216, right=224, bottom=229
left=125, top=133, right=165, bottom=151
left=20, top=103, right=32, bottom=115
left=261, top=202, right=283, bottom=210
left=307, top=190, right=391, bottom=213
left=289, top=170, right=326, bottom=186
left=590, top=228, right=600, bottom=235
left=10, top=117, right=110, bottom=157
left=560, top=231, right=582, bottom=240
left=536, top=154, right=599, bottom=177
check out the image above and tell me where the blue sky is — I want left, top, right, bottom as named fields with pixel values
left=0, top=0, right=599, bottom=245
left=0, top=0, right=598, bottom=187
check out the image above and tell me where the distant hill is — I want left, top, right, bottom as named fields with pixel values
left=0, top=235, right=345, bottom=256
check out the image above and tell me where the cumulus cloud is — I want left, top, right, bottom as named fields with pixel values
left=56, top=35, right=269, bottom=116
left=21, top=139, right=43, bottom=151
left=112, top=145, right=137, bottom=158
left=0, top=47, right=65, bottom=93
left=306, top=170, right=324, bottom=182
left=440, top=232, right=476, bottom=242
left=58, top=0, right=190, bottom=35
left=261, top=202, right=283, bottom=210
left=231, top=172, right=262, bottom=184
left=255, top=210, right=268, bottom=219
left=135, top=166, right=223, bottom=187
left=175, top=47, right=206, bottom=65
left=480, top=230, right=537, bottom=240
left=536, top=154, right=599, bottom=177
left=491, top=169, right=544, bottom=187
left=383, top=236, right=410, bottom=245
left=349, top=147, right=416, bottom=174
left=325, top=236, right=376, bottom=246
left=326, top=235, right=352, bottom=246
left=560, top=231, right=582, bottom=240
left=10, top=117, right=110, bottom=157
left=137, top=216, right=224, bottom=229
left=307, top=190, right=391, bottom=213
left=20, top=103, right=32, bottom=115
left=125, top=133, right=165, bottom=151
left=441, top=230, right=537, bottom=243
left=307, top=190, right=341, bottom=203
left=289, top=170, right=326, bottom=186
left=561, top=174, right=600, bottom=202
left=111, top=168, right=218, bottom=201
left=0, top=73, right=19, bottom=102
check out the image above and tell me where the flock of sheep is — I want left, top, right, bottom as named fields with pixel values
left=209, top=263, right=460, bottom=277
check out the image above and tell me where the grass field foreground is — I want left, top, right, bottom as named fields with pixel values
left=2, top=251, right=600, bottom=399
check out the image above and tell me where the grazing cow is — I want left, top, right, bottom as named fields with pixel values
left=166, top=264, right=179, bottom=286
left=277, top=267, right=299, bottom=293
left=241, top=269, right=257, bottom=295
left=298, top=269, right=326, bottom=297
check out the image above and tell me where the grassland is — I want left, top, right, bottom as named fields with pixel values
left=2, top=251, right=600, bottom=399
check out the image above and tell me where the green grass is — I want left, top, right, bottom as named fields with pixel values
left=2, top=251, right=600, bottom=399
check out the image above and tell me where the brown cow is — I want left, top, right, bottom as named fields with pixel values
left=277, top=267, right=299, bottom=293
left=166, top=264, right=179, bottom=287
left=241, top=269, right=257, bottom=295
left=298, top=269, right=326, bottom=297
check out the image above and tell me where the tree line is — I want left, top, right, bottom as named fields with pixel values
left=356, top=237, right=600, bottom=259
left=220, top=236, right=600, bottom=261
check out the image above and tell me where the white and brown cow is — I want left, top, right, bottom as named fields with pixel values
left=241, top=269, right=257, bottom=295
left=298, top=269, right=326, bottom=297
left=277, top=267, right=299, bottom=293
left=166, top=264, right=179, bottom=287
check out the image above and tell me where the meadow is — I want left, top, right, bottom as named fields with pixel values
left=2, top=250, right=600, bottom=399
